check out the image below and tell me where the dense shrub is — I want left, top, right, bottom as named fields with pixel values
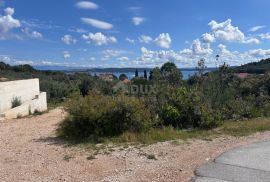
left=58, top=94, right=155, bottom=140
left=159, top=87, right=221, bottom=129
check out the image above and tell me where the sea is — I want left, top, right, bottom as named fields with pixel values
left=34, top=66, right=216, bottom=80
left=112, top=70, right=199, bottom=80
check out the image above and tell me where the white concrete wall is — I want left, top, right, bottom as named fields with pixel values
left=1, top=92, right=47, bottom=119
left=0, top=79, right=40, bottom=113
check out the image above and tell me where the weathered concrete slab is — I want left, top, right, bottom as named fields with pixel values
left=0, top=79, right=47, bottom=119
left=194, top=141, right=270, bottom=182
left=215, top=141, right=270, bottom=172
left=0, top=79, right=40, bottom=113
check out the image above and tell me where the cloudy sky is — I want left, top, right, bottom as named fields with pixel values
left=1, top=0, right=270, bottom=68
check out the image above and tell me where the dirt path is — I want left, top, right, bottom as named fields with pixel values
left=1, top=108, right=270, bottom=182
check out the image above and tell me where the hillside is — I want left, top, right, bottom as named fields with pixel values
left=234, top=58, right=270, bottom=74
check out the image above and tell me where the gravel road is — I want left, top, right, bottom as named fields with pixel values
left=1, top=108, right=270, bottom=182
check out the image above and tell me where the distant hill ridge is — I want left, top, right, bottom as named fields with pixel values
left=234, top=58, right=270, bottom=74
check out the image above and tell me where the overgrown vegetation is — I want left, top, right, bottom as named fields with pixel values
left=57, top=58, right=270, bottom=144
left=2, top=59, right=270, bottom=145
left=11, top=97, right=22, bottom=108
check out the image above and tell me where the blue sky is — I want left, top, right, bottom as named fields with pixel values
left=1, top=0, right=270, bottom=68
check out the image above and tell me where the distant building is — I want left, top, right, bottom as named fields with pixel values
left=234, top=73, right=249, bottom=79
left=122, top=78, right=131, bottom=84
left=99, top=73, right=114, bottom=82
left=113, top=79, right=131, bottom=93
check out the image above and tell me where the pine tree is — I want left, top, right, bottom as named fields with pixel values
left=144, top=70, right=147, bottom=79
left=149, top=70, right=153, bottom=80
left=135, top=69, right=139, bottom=77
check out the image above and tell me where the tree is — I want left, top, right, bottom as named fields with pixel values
left=149, top=70, right=153, bottom=80
left=79, top=79, right=91, bottom=97
left=144, top=70, right=148, bottom=79
left=160, top=62, right=182, bottom=86
left=119, top=73, right=128, bottom=81
left=151, top=67, right=162, bottom=83
left=135, top=69, right=139, bottom=77
left=196, top=58, right=207, bottom=77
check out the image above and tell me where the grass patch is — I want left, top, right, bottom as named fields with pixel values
left=221, top=118, right=270, bottom=137
left=86, top=155, right=96, bottom=160
left=107, top=127, right=217, bottom=145
left=63, top=155, right=73, bottom=161
left=147, top=154, right=157, bottom=160
left=59, top=118, right=270, bottom=149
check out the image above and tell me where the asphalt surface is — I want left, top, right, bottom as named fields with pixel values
left=192, top=140, right=270, bottom=182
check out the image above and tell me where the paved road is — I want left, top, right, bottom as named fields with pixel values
left=192, top=141, right=270, bottom=182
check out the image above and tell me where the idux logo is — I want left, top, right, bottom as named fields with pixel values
left=113, top=81, right=157, bottom=95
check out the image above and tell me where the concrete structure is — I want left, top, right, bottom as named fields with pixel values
left=0, top=79, right=47, bottom=119
left=193, top=140, right=270, bottom=182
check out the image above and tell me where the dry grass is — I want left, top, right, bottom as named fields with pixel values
left=221, top=118, right=270, bottom=136
left=105, top=118, right=270, bottom=145
left=70, top=118, right=270, bottom=149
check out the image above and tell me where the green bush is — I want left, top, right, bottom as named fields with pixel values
left=11, top=97, right=22, bottom=108
left=160, top=87, right=221, bottom=129
left=58, top=94, right=155, bottom=141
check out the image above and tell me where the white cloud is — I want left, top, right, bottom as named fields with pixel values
left=132, top=17, right=145, bottom=26
left=209, top=19, right=245, bottom=42
left=103, top=49, right=121, bottom=57
left=190, top=39, right=213, bottom=55
left=61, top=34, right=77, bottom=45
left=0, top=7, right=21, bottom=34
left=4, top=7, right=14, bottom=15
left=208, top=19, right=260, bottom=45
left=63, top=51, right=71, bottom=59
left=248, top=49, right=270, bottom=57
left=133, top=47, right=187, bottom=67
left=76, top=1, right=98, bottom=10
left=201, top=33, right=215, bottom=43
left=127, top=6, right=142, bottom=13
left=22, top=28, right=43, bottom=39
left=14, top=60, right=34, bottom=65
left=243, top=37, right=260, bottom=44
left=31, top=31, right=43, bottom=39
left=0, top=55, right=12, bottom=63
left=118, top=56, right=129, bottom=61
left=154, top=33, right=172, bottom=49
left=139, top=35, right=153, bottom=44
left=81, top=18, right=113, bottom=30
left=69, top=27, right=87, bottom=34
left=249, top=25, right=265, bottom=32
left=126, top=37, right=135, bottom=44
left=82, top=32, right=117, bottom=46
left=0, top=55, right=34, bottom=65
left=218, top=44, right=233, bottom=56
left=101, top=49, right=127, bottom=61
left=259, top=33, right=270, bottom=40
left=134, top=42, right=270, bottom=67
left=89, top=57, right=96, bottom=61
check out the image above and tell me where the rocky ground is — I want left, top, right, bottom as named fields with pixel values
left=1, top=108, right=270, bottom=182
